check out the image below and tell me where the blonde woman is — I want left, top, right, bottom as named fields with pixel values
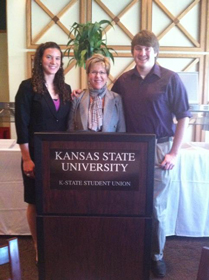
left=68, top=54, right=125, bottom=132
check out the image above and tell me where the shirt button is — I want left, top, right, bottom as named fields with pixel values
left=56, top=119, right=59, bottom=122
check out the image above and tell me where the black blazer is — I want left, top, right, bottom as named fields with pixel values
left=15, top=79, right=71, bottom=149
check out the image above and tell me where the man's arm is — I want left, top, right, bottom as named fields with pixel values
left=160, top=117, right=189, bottom=170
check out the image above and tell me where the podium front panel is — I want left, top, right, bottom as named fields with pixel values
left=37, top=216, right=152, bottom=280
left=35, top=133, right=155, bottom=216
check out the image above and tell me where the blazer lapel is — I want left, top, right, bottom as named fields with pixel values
left=102, top=90, right=115, bottom=131
left=79, top=91, right=90, bottom=130
left=43, top=91, right=58, bottom=119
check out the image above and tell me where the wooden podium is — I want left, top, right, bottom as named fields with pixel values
left=35, top=132, right=155, bottom=280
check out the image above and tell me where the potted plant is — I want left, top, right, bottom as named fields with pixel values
left=65, top=20, right=116, bottom=68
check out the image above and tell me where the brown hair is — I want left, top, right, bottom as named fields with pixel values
left=86, top=54, right=111, bottom=76
left=31, top=42, right=70, bottom=102
left=131, top=30, right=159, bottom=55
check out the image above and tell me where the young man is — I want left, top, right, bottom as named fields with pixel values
left=112, top=30, right=191, bottom=278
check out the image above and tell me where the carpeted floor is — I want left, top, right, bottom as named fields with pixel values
left=0, top=235, right=208, bottom=280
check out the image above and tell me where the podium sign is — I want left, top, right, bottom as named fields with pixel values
left=35, top=132, right=155, bottom=280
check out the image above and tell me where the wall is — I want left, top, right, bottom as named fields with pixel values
left=5, top=0, right=209, bottom=140
left=6, top=1, right=27, bottom=137
left=7, top=0, right=27, bottom=102
left=0, top=33, right=9, bottom=102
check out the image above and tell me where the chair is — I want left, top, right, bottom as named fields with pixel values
left=0, top=238, right=22, bottom=280
left=196, top=246, right=209, bottom=280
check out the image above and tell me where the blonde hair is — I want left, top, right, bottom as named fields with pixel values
left=86, top=54, right=110, bottom=75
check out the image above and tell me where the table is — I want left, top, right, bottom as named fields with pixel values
left=0, top=139, right=30, bottom=235
left=165, top=142, right=209, bottom=237
left=0, top=140, right=208, bottom=237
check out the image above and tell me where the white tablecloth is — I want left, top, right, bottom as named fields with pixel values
left=0, top=140, right=30, bottom=235
left=165, top=142, right=209, bottom=237
left=0, top=140, right=208, bottom=237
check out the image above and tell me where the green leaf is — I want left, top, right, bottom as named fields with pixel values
left=65, top=20, right=116, bottom=68
left=99, top=19, right=113, bottom=28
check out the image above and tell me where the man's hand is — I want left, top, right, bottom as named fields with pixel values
left=159, top=153, right=177, bottom=170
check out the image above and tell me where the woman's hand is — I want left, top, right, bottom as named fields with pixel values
left=23, top=159, right=35, bottom=178
left=19, top=143, right=35, bottom=178
left=71, top=89, right=82, bottom=100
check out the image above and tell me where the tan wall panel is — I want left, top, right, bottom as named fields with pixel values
left=25, top=0, right=209, bottom=141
